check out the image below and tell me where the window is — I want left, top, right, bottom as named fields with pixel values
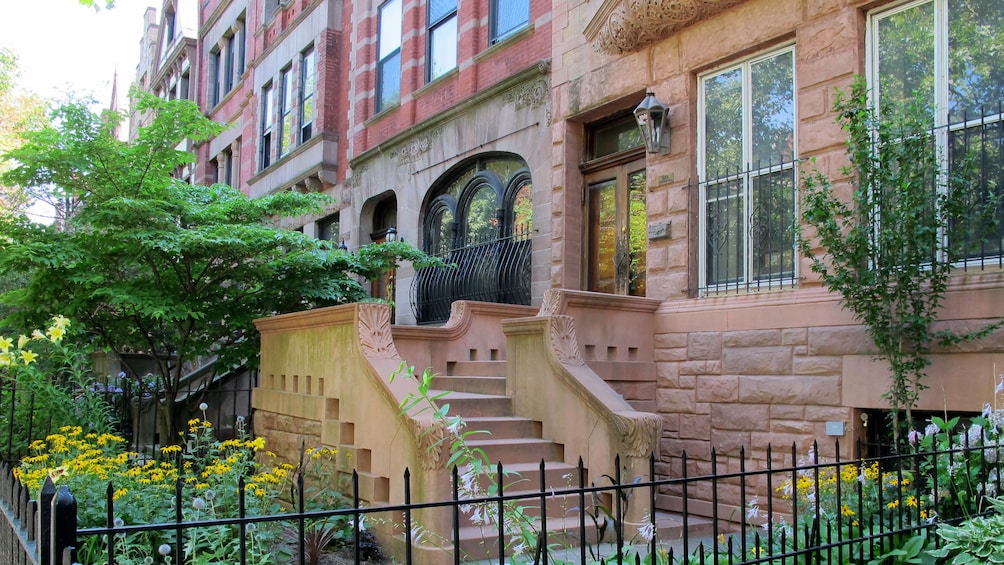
left=162, top=11, right=176, bottom=56
left=698, top=47, right=797, bottom=293
left=317, top=213, right=340, bottom=242
left=220, top=147, right=235, bottom=187
left=237, top=16, right=247, bottom=77
left=871, top=0, right=1004, bottom=261
left=279, top=67, right=295, bottom=157
left=416, top=155, right=533, bottom=323
left=209, top=48, right=222, bottom=106
left=300, top=48, right=316, bottom=143
left=490, top=0, right=529, bottom=44
left=260, top=83, right=274, bottom=170
left=427, top=0, right=457, bottom=81
left=224, top=33, right=236, bottom=94
left=376, top=0, right=402, bottom=113
left=180, top=71, right=190, bottom=100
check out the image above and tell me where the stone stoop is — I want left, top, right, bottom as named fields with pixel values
left=426, top=361, right=604, bottom=556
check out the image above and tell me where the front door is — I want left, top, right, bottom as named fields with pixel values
left=586, top=158, right=647, bottom=296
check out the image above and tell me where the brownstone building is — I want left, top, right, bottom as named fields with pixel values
left=132, top=0, right=1004, bottom=547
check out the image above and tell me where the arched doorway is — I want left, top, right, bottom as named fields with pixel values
left=413, top=154, right=532, bottom=323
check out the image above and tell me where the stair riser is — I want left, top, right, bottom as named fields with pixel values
left=471, top=442, right=562, bottom=465
left=441, top=397, right=512, bottom=417
left=462, top=418, right=539, bottom=438
left=431, top=376, right=507, bottom=396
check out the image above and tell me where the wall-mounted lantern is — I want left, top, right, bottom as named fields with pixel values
left=386, top=226, right=397, bottom=242
left=634, top=91, right=670, bottom=155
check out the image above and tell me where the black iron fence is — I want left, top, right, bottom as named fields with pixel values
left=0, top=365, right=256, bottom=463
left=4, top=436, right=1002, bottom=565
left=412, top=223, right=532, bottom=324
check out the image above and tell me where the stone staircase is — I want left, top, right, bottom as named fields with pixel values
left=429, top=360, right=598, bottom=558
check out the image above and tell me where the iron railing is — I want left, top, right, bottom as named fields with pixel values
left=412, top=223, right=532, bottom=324
left=5, top=437, right=1003, bottom=565
left=698, top=158, right=799, bottom=296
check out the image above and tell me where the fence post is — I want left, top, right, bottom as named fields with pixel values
left=51, top=485, right=77, bottom=565
left=38, top=477, right=55, bottom=565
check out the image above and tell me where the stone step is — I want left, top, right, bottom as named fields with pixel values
left=431, top=375, right=507, bottom=396
left=455, top=515, right=604, bottom=561
left=446, top=360, right=506, bottom=377
left=462, top=416, right=540, bottom=439
left=430, top=391, right=512, bottom=418
left=465, top=437, right=563, bottom=466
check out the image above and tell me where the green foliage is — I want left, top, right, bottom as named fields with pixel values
left=0, top=316, right=116, bottom=457
left=799, top=76, right=1001, bottom=433
left=929, top=497, right=1004, bottom=564
left=0, top=93, right=441, bottom=438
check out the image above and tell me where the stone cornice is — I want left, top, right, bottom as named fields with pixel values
left=585, top=0, right=748, bottom=55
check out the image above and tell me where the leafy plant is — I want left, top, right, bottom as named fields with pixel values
left=0, top=93, right=443, bottom=439
left=929, top=497, right=1004, bottom=563
left=799, top=76, right=1001, bottom=437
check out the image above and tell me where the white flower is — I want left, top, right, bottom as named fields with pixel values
left=908, top=429, right=921, bottom=445
left=996, top=374, right=1004, bottom=396
left=192, top=497, right=206, bottom=510
left=511, top=540, right=527, bottom=556
left=446, top=416, right=465, bottom=435
left=637, top=520, right=656, bottom=543
left=925, top=423, right=939, bottom=437
left=113, top=517, right=124, bottom=528
left=204, top=489, right=216, bottom=501
left=350, top=516, right=367, bottom=531
left=746, top=498, right=762, bottom=522
left=199, top=402, right=209, bottom=412
left=158, top=544, right=172, bottom=556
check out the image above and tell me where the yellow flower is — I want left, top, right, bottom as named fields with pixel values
left=113, top=488, right=128, bottom=500
left=840, top=505, right=855, bottom=517
left=50, top=315, right=70, bottom=329
left=0, top=336, right=11, bottom=352
left=20, top=350, right=38, bottom=365
left=0, top=352, right=12, bottom=366
left=887, top=499, right=900, bottom=509
left=47, top=326, right=65, bottom=342
left=161, top=445, right=182, bottom=455
left=906, top=496, right=919, bottom=508
left=17, top=335, right=30, bottom=349
left=31, top=329, right=45, bottom=340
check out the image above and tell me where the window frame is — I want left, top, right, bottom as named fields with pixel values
left=696, top=45, right=798, bottom=295
left=376, top=0, right=403, bottom=114
left=260, top=83, right=275, bottom=170
left=489, top=0, right=530, bottom=45
left=426, top=0, right=458, bottom=82
left=299, top=47, right=316, bottom=143
left=868, top=0, right=1004, bottom=265
left=209, top=47, right=222, bottom=107
left=278, top=66, right=295, bottom=157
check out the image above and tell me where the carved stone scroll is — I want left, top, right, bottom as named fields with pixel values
left=587, top=0, right=747, bottom=55
left=413, top=418, right=448, bottom=470
left=611, top=411, right=662, bottom=458
left=537, top=289, right=562, bottom=317
left=549, top=315, right=585, bottom=366
left=357, top=304, right=399, bottom=359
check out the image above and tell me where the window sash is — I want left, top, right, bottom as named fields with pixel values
left=698, top=47, right=797, bottom=293
left=300, top=49, right=316, bottom=143
left=870, top=0, right=1004, bottom=264
left=260, top=85, right=274, bottom=169
left=279, top=68, right=294, bottom=157
left=377, top=0, right=403, bottom=113
left=490, top=0, right=529, bottom=43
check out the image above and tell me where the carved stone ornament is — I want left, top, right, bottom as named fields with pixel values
left=414, top=418, right=448, bottom=470
left=503, top=77, right=552, bottom=124
left=537, top=289, right=562, bottom=317
left=586, top=0, right=747, bottom=55
left=549, top=315, right=585, bottom=366
left=357, top=304, right=399, bottom=359
left=611, top=411, right=662, bottom=457
left=392, top=127, right=443, bottom=165
left=444, top=301, right=467, bottom=328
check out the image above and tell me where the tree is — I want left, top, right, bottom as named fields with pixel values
left=0, top=93, right=438, bottom=438
left=0, top=47, right=48, bottom=215
left=800, top=77, right=1000, bottom=441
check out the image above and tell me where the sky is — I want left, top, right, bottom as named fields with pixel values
left=0, top=0, right=157, bottom=105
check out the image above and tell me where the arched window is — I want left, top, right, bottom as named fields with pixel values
left=413, top=154, right=533, bottom=323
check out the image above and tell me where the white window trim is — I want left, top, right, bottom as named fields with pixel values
left=697, top=45, right=798, bottom=294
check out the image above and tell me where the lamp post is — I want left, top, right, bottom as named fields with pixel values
left=634, top=91, right=670, bottom=155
